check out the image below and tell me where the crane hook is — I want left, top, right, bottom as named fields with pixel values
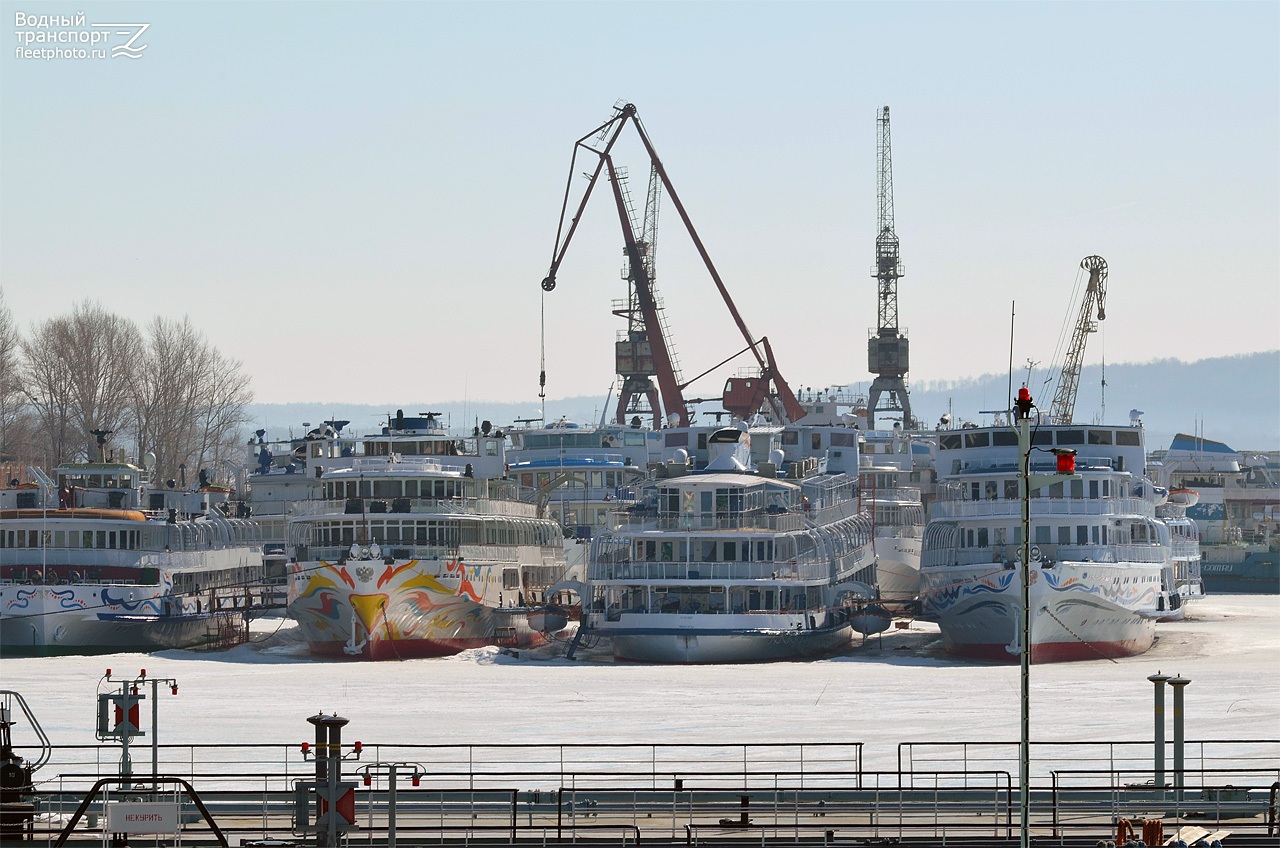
left=541, top=275, right=556, bottom=292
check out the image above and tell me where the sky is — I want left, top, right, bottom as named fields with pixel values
left=2, top=1, right=1277, bottom=409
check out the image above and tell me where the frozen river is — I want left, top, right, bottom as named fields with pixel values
left=2, top=594, right=1277, bottom=775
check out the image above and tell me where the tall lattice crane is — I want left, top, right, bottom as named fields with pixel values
left=866, top=106, right=913, bottom=429
left=612, top=164, right=682, bottom=427
left=540, top=102, right=804, bottom=426
left=1048, top=255, right=1108, bottom=424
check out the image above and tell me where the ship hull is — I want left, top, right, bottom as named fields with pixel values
left=593, top=611, right=853, bottom=663
left=1200, top=551, right=1280, bottom=594
left=874, top=533, right=922, bottom=603
left=921, top=561, right=1161, bottom=663
left=0, top=584, right=236, bottom=655
left=288, top=558, right=557, bottom=659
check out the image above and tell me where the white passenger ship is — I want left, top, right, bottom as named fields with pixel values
left=919, top=413, right=1181, bottom=662
left=285, top=413, right=570, bottom=659
left=573, top=425, right=876, bottom=662
left=0, top=459, right=265, bottom=655
left=859, top=429, right=926, bottom=605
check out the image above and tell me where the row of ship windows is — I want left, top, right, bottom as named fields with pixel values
left=955, top=522, right=1159, bottom=548
left=517, top=471, right=632, bottom=490
left=632, top=538, right=776, bottom=563
left=939, top=428, right=1141, bottom=451
left=953, top=478, right=1118, bottom=500
left=597, top=584, right=823, bottom=615
left=308, top=519, right=558, bottom=547
left=521, top=431, right=648, bottom=449
left=325, top=479, right=474, bottom=499
left=657, top=487, right=769, bottom=516
left=2, top=529, right=142, bottom=550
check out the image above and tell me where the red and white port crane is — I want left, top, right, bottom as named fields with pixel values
left=539, top=103, right=804, bottom=427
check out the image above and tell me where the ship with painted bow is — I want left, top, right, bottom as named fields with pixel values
left=919, top=413, right=1182, bottom=662
left=285, top=412, right=571, bottom=659
left=0, top=456, right=266, bottom=655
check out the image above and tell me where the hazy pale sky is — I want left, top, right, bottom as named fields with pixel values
left=2, top=1, right=1277, bottom=408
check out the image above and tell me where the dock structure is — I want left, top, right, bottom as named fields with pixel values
left=10, top=738, right=1278, bottom=847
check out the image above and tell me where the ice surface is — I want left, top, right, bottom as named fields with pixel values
left=2, top=595, right=1276, bottom=775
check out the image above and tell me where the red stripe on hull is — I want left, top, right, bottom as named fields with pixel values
left=307, top=632, right=550, bottom=660
left=944, top=635, right=1154, bottom=663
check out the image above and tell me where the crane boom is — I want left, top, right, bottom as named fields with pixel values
left=1049, top=255, right=1108, bottom=424
left=540, top=103, right=804, bottom=425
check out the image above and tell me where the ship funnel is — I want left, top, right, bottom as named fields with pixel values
left=704, top=428, right=752, bottom=472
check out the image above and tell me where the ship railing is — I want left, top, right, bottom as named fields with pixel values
left=953, top=455, right=1117, bottom=474
left=289, top=497, right=540, bottom=519
left=931, top=496, right=1154, bottom=520
left=1170, top=538, right=1201, bottom=559
left=299, top=542, right=544, bottom=565
left=862, top=486, right=923, bottom=503
left=925, top=543, right=1172, bottom=568
left=343, top=455, right=472, bottom=475
left=613, top=503, right=860, bottom=534
left=586, top=559, right=832, bottom=583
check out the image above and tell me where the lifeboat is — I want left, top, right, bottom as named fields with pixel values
left=1167, top=487, right=1200, bottom=507
left=849, top=603, right=893, bottom=636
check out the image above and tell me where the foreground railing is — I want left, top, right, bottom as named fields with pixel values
left=12, top=740, right=1277, bottom=846
left=20, top=773, right=1279, bottom=846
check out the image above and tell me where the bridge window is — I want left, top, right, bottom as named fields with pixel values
left=1057, top=430, right=1084, bottom=445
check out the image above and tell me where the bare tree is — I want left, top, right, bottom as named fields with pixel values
left=21, top=301, right=142, bottom=465
left=20, top=316, right=77, bottom=466
left=130, top=316, right=252, bottom=485
left=17, top=303, right=252, bottom=481
left=0, top=289, right=35, bottom=471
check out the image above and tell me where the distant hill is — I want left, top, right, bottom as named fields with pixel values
left=246, top=351, right=1279, bottom=452
left=905, top=351, right=1278, bottom=451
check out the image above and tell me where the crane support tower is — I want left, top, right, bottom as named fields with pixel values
left=866, top=106, right=913, bottom=430
left=611, top=164, right=671, bottom=428
left=540, top=102, right=804, bottom=426
left=1049, top=255, right=1108, bottom=424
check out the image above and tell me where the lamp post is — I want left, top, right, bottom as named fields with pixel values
left=1013, top=388, right=1080, bottom=848
left=356, top=762, right=425, bottom=848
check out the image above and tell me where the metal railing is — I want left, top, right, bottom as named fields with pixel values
left=931, top=496, right=1154, bottom=520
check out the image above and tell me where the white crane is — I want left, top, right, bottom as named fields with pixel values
left=1048, top=255, right=1108, bottom=424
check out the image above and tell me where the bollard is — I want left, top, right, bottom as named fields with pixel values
left=306, top=714, right=351, bottom=848
left=1168, top=675, right=1190, bottom=791
left=1148, top=672, right=1170, bottom=787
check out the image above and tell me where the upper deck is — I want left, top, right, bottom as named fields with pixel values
left=935, top=423, right=1146, bottom=480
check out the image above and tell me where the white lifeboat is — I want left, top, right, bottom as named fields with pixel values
left=1167, top=487, right=1200, bottom=507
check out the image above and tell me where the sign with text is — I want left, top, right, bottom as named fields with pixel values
left=106, top=802, right=178, bottom=834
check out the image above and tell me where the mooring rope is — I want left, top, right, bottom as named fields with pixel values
left=1041, top=605, right=1120, bottom=664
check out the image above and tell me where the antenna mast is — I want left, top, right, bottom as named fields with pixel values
left=867, top=106, right=913, bottom=429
